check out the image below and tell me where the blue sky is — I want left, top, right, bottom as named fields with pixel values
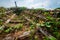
left=0, top=0, right=60, bottom=9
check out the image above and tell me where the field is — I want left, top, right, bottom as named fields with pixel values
left=0, top=7, right=60, bottom=40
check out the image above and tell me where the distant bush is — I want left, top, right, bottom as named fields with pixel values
left=9, top=7, right=27, bottom=15
left=0, top=7, right=6, bottom=13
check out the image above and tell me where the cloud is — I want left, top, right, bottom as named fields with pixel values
left=27, top=0, right=50, bottom=8
left=9, top=0, right=50, bottom=9
left=25, top=0, right=34, bottom=3
left=10, top=0, right=51, bottom=9
left=0, top=0, right=60, bottom=9
left=17, top=0, right=34, bottom=7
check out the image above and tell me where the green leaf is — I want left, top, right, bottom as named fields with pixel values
left=4, top=27, right=13, bottom=33
left=36, top=23, right=40, bottom=26
left=49, top=36, right=57, bottom=40
left=5, top=29, right=10, bottom=33
left=46, top=25, right=51, bottom=27
left=40, top=23, right=45, bottom=26
left=30, top=25, right=35, bottom=30
left=45, top=22, right=51, bottom=27
left=0, top=27, right=4, bottom=30
left=14, top=24, right=23, bottom=29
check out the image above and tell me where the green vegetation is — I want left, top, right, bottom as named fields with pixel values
left=0, top=7, right=6, bottom=13
left=0, top=20, right=3, bottom=26
left=13, top=23, right=23, bottom=30
left=0, top=7, right=60, bottom=40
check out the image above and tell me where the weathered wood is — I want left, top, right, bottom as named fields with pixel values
left=24, top=11, right=46, bottom=20
left=23, top=15, right=57, bottom=40
left=0, top=14, right=16, bottom=33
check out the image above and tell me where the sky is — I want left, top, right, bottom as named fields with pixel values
left=0, top=0, right=60, bottom=9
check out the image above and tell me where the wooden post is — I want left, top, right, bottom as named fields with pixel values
left=15, top=1, right=17, bottom=8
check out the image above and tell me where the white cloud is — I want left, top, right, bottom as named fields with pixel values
left=25, top=0, right=34, bottom=3
left=27, top=0, right=50, bottom=8
left=17, top=0, right=34, bottom=7
left=15, top=0, right=50, bottom=9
